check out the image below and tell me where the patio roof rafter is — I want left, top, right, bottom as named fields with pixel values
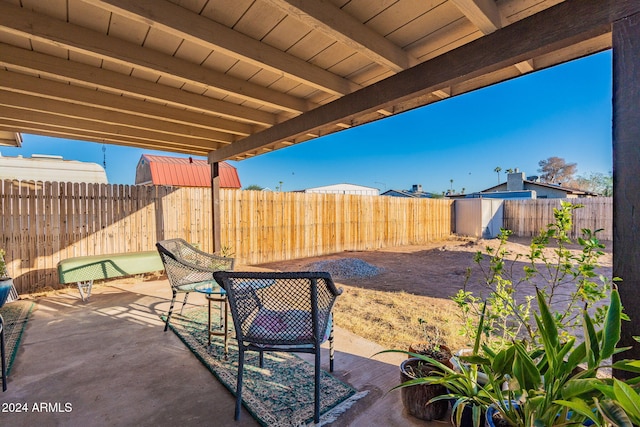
left=210, top=0, right=629, bottom=163
left=0, top=90, right=236, bottom=145
left=0, top=70, right=253, bottom=138
left=450, top=0, right=505, bottom=34
left=0, top=1, right=314, bottom=113
left=83, top=0, right=361, bottom=96
left=0, top=43, right=279, bottom=127
left=266, top=0, right=418, bottom=72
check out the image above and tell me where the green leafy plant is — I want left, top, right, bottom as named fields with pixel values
left=216, top=245, right=235, bottom=258
left=453, top=229, right=533, bottom=351
left=401, top=286, right=640, bottom=427
left=382, top=204, right=640, bottom=427
left=454, top=202, right=614, bottom=351
left=482, top=287, right=631, bottom=426
left=0, top=248, right=10, bottom=279
left=378, top=307, right=494, bottom=427
left=592, top=378, right=640, bottom=426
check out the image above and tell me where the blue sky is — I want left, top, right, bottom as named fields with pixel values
left=1, top=51, right=612, bottom=194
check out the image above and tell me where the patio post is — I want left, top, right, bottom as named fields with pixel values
left=211, top=161, right=221, bottom=254
left=612, top=10, right=640, bottom=375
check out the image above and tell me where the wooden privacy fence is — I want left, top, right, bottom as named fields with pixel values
left=503, top=198, right=613, bottom=240
left=223, top=190, right=454, bottom=263
left=0, top=180, right=454, bottom=294
left=0, top=179, right=613, bottom=295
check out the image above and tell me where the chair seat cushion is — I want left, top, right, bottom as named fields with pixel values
left=176, top=279, right=225, bottom=295
left=248, top=309, right=331, bottom=342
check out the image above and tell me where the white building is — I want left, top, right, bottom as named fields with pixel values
left=0, top=153, right=108, bottom=184
left=300, top=183, right=379, bottom=196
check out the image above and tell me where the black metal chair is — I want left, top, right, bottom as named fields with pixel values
left=213, top=271, right=342, bottom=424
left=156, top=239, right=235, bottom=332
left=0, top=281, right=12, bottom=392
left=0, top=314, right=5, bottom=392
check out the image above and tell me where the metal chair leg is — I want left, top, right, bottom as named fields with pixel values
left=1, top=314, right=6, bottom=392
left=164, top=290, right=177, bottom=332
left=329, top=321, right=335, bottom=372
left=179, top=292, right=189, bottom=315
left=314, top=346, right=321, bottom=423
left=235, top=347, right=245, bottom=420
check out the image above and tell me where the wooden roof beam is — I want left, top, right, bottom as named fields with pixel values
left=210, top=0, right=633, bottom=162
left=0, top=2, right=312, bottom=113
left=0, top=90, right=236, bottom=144
left=515, top=59, right=535, bottom=74
left=85, top=0, right=359, bottom=96
left=0, top=44, right=278, bottom=126
left=0, top=131, right=22, bottom=147
left=267, top=0, right=418, bottom=72
left=450, top=0, right=505, bottom=34
left=432, top=88, right=451, bottom=99
left=0, top=123, right=213, bottom=156
left=0, top=109, right=224, bottom=149
left=0, top=70, right=252, bottom=136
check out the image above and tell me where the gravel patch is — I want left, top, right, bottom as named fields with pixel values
left=305, top=258, right=383, bottom=279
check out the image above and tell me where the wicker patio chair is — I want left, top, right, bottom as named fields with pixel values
left=213, top=271, right=342, bottom=424
left=156, top=239, right=235, bottom=332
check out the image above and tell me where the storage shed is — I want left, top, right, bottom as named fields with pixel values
left=455, top=198, right=504, bottom=239
left=135, top=154, right=241, bottom=188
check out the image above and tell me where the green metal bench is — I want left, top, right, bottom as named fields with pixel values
left=57, top=251, right=164, bottom=301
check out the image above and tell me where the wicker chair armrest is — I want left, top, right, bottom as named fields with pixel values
left=156, top=239, right=235, bottom=289
left=182, top=251, right=235, bottom=272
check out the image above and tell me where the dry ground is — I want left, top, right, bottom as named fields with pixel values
left=258, top=236, right=613, bottom=353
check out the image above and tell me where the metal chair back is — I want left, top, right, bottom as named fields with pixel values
left=213, top=271, right=342, bottom=423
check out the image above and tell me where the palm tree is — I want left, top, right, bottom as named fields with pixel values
left=494, top=166, right=502, bottom=184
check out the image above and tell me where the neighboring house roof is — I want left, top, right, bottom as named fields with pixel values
left=301, top=183, right=379, bottom=195
left=136, top=154, right=241, bottom=188
left=0, top=154, right=107, bottom=184
left=381, top=189, right=434, bottom=198
left=479, top=171, right=598, bottom=197
left=481, top=180, right=597, bottom=196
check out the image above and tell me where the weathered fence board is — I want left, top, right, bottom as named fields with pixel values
left=0, top=181, right=456, bottom=293
left=503, top=198, right=613, bottom=240
left=0, top=180, right=612, bottom=294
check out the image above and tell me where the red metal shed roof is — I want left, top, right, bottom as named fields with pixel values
left=142, top=154, right=241, bottom=188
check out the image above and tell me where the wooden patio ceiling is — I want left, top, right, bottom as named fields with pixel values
left=0, top=0, right=631, bottom=162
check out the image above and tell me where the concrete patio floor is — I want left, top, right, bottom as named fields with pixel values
left=0, top=273, right=453, bottom=427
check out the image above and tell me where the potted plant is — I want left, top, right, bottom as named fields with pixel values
left=382, top=203, right=640, bottom=427
left=481, top=287, right=633, bottom=426
left=447, top=203, right=640, bottom=426
left=399, top=357, right=449, bottom=420
left=400, top=287, right=640, bottom=427
left=382, top=307, right=494, bottom=426
left=398, top=322, right=453, bottom=420
left=409, top=320, right=453, bottom=367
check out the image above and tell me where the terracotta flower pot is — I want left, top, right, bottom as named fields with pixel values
left=400, top=357, right=449, bottom=421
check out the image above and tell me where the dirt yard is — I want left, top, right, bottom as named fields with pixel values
left=257, top=236, right=613, bottom=350
left=259, top=235, right=612, bottom=301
